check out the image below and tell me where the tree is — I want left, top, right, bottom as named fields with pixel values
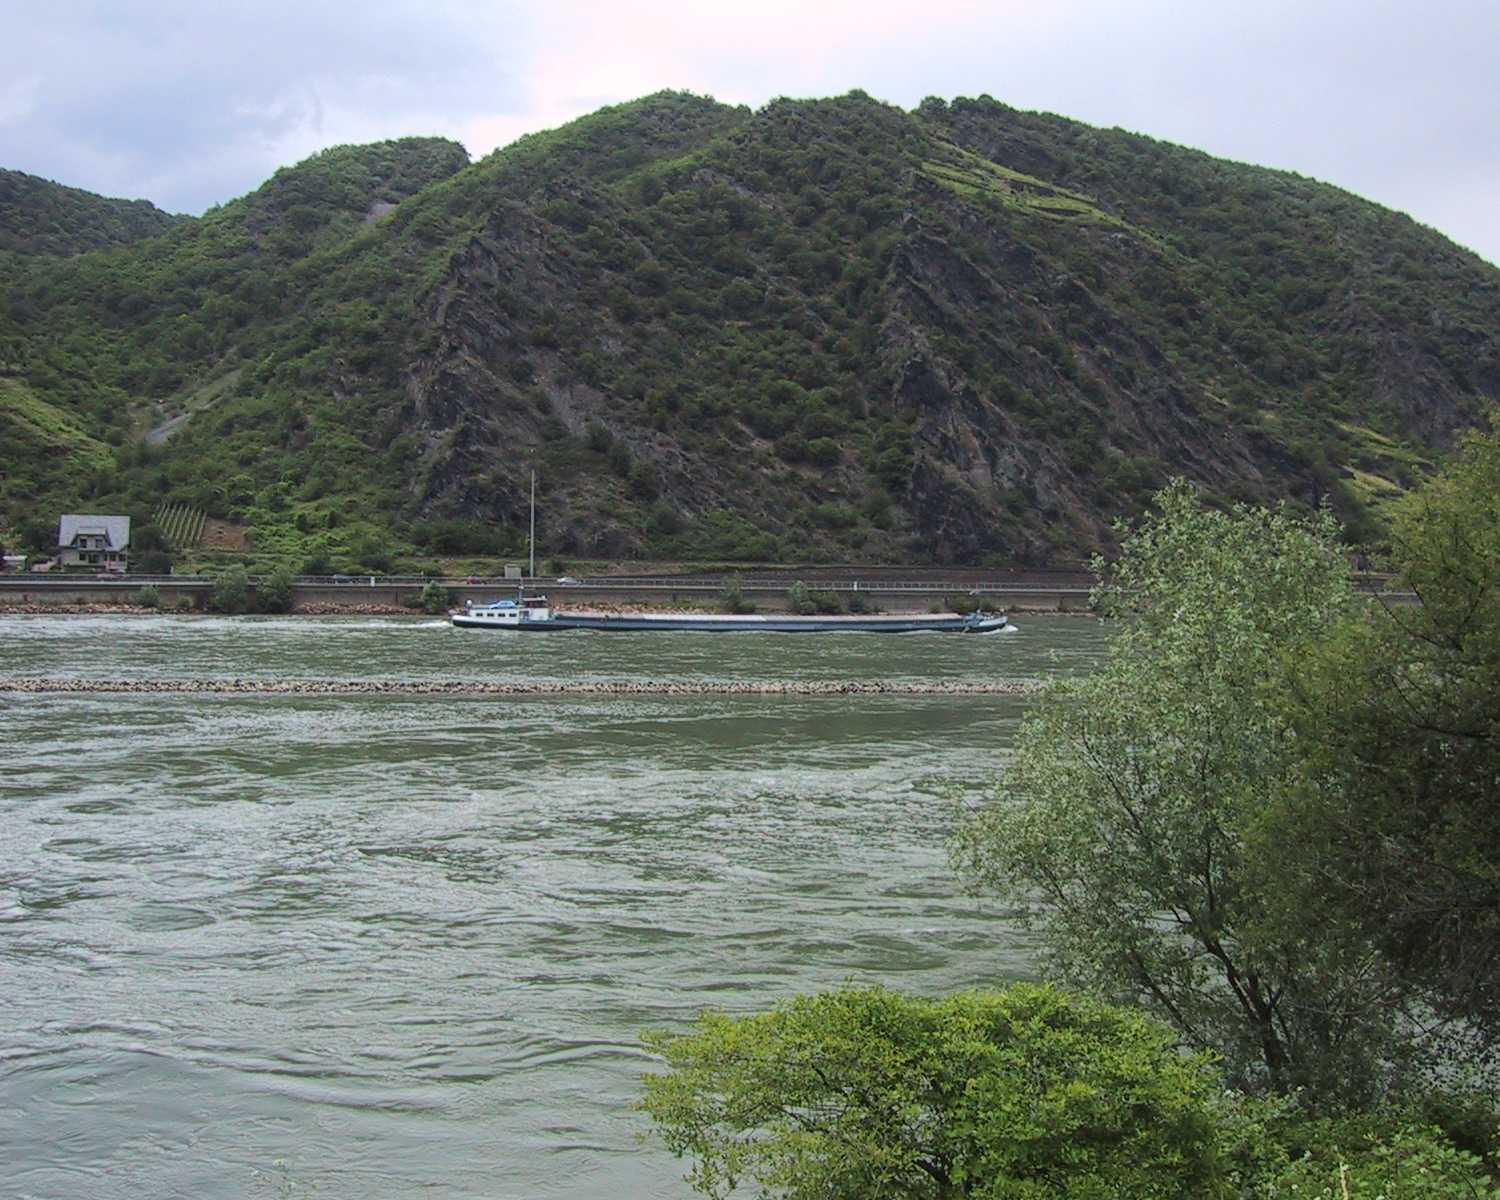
left=135, top=548, right=173, bottom=574
left=952, top=482, right=1419, bottom=1100
left=17, top=515, right=54, bottom=555
left=786, top=580, right=816, bottom=614
left=208, top=565, right=250, bottom=614
left=1274, top=418, right=1500, bottom=1045
left=256, top=563, right=296, bottom=614
left=717, top=576, right=755, bottom=614
left=640, top=984, right=1224, bottom=1200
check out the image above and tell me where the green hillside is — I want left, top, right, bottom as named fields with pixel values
left=0, top=169, right=186, bottom=256
left=2, top=91, right=1496, bottom=568
left=0, top=377, right=114, bottom=541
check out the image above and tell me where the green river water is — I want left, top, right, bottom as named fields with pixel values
left=0, top=613, right=1110, bottom=1199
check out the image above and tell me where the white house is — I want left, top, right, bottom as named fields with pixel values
left=58, top=514, right=131, bottom=572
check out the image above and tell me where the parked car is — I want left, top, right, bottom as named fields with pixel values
left=556, top=575, right=580, bottom=584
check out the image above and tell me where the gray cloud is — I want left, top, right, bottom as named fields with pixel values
left=1, top=0, right=532, bottom=211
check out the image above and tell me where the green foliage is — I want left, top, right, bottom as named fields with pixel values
left=134, top=584, right=160, bottom=608
left=412, top=519, right=516, bottom=556
left=1269, top=1118, right=1500, bottom=1199
left=1214, top=1093, right=1500, bottom=1200
left=679, top=513, right=778, bottom=563
left=208, top=565, right=250, bottom=614
left=1272, top=416, right=1500, bottom=1044
left=1211, top=1093, right=1500, bottom=1199
left=419, top=579, right=450, bottom=614
left=717, top=576, right=755, bottom=615
left=255, top=564, right=296, bottom=614
left=0, top=377, right=114, bottom=517
left=5, top=89, right=1499, bottom=565
left=0, top=168, right=184, bottom=257
left=15, top=514, right=55, bottom=554
left=787, top=580, right=843, bottom=614
left=640, top=983, right=1225, bottom=1200
left=952, top=482, right=1427, bottom=1101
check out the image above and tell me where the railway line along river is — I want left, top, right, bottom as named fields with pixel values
left=1, top=613, right=1110, bottom=1199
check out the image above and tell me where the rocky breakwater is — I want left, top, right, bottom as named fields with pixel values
left=2, top=678, right=1036, bottom=698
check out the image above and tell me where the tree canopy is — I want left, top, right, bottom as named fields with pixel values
left=640, top=984, right=1223, bottom=1200
left=641, top=449, right=1500, bottom=1195
left=1272, top=417, right=1500, bottom=1046
left=951, top=482, right=1439, bottom=1100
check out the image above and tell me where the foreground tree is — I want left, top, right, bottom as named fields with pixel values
left=641, top=984, right=1223, bottom=1200
left=953, top=483, right=1422, bottom=1100
left=1276, top=419, right=1500, bottom=1046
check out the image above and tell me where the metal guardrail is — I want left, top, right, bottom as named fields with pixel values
left=0, top=574, right=212, bottom=586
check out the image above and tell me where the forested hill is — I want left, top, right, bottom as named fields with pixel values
left=3, top=91, right=1498, bottom=569
left=0, top=169, right=186, bottom=256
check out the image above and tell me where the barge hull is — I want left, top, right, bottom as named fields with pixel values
left=450, top=612, right=1007, bottom=633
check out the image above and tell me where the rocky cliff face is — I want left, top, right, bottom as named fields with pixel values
left=6, top=92, right=1499, bottom=565
left=386, top=91, right=1490, bottom=562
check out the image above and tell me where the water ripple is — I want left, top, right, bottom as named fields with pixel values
left=0, top=613, right=1107, bottom=1199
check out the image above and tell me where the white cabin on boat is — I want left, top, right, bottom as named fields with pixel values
left=452, top=596, right=553, bottom=628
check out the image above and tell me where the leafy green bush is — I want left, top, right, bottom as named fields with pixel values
left=208, top=565, right=250, bottom=614
left=255, top=564, right=295, bottom=614
left=134, top=584, right=160, bottom=608
left=641, top=984, right=1224, bottom=1200
left=1215, top=1095, right=1500, bottom=1200
left=717, top=576, right=755, bottom=614
left=1269, top=1118, right=1499, bottom=1200
left=809, top=589, right=843, bottom=614
left=419, top=579, right=450, bottom=614
left=787, top=580, right=842, bottom=614
left=806, top=436, right=840, bottom=466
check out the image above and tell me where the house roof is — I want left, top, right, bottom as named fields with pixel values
left=58, top=514, right=131, bottom=550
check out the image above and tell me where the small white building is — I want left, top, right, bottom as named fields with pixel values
left=58, top=514, right=131, bottom=572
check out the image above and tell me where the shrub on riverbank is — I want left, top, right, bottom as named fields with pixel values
left=642, top=984, right=1224, bottom=1200
left=256, top=565, right=295, bottom=614
left=642, top=985, right=1500, bottom=1199
left=717, top=576, right=755, bottom=614
left=418, top=580, right=450, bottom=614
left=207, top=565, right=249, bottom=614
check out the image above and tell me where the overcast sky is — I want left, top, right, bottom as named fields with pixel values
left=4, top=0, right=1498, bottom=265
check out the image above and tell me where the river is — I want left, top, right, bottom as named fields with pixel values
left=0, top=613, right=1109, bottom=1199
